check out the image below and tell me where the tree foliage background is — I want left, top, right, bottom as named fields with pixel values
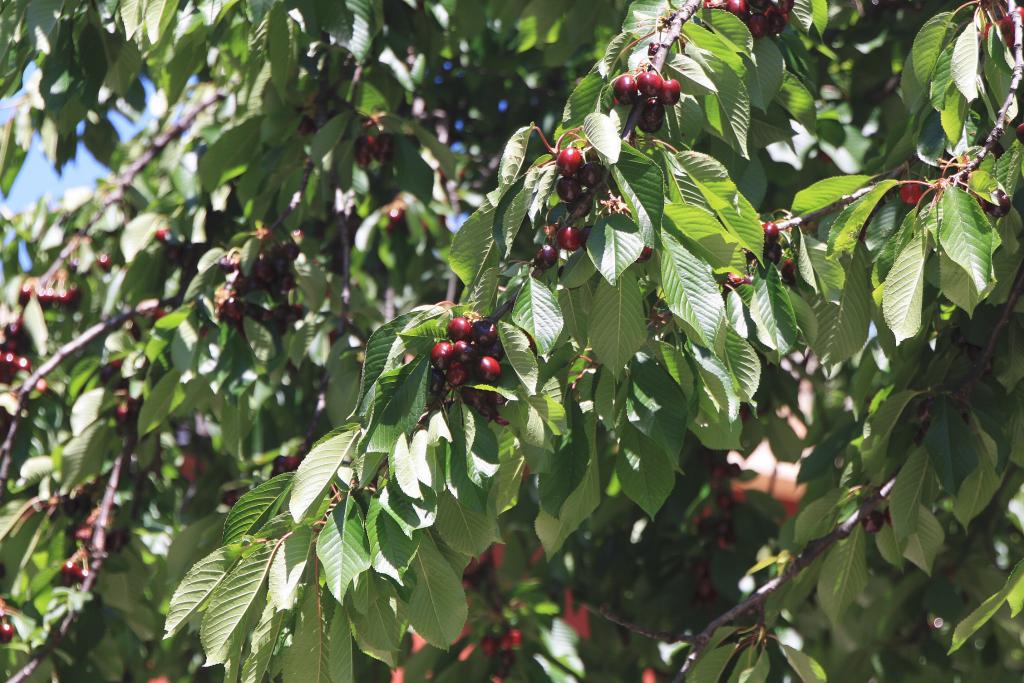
left=0, top=0, right=1023, bottom=681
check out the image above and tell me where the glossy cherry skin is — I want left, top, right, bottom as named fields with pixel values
left=899, top=184, right=925, bottom=205
left=446, top=362, right=469, bottom=386
left=636, top=71, right=664, bottom=97
left=748, top=13, right=768, bottom=38
left=534, top=244, right=559, bottom=269
left=556, top=147, right=584, bottom=177
left=472, top=319, right=498, bottom=346
left=453, top=339, right=476, bottom=363
left=447, top=316, right=473, bottom=341
left=637, top=246, right=654, bottom=262
left=0, top=623, right=14, bottom=643
left=725, top=0, right=748, bottom=16
left=577, top=162, right=605, bottom=187
left=430, top=341, right=454, bottom=369
left=612, top=74, right=638, bottom=104
left=556, top=177, right=583, bottom=202
left=477, top=356, right=502, bottom=383
left=556, top=226, right=584, bottom=252
left=762, top=221, right=780, bottom=242
left=659, top=79, right=682, bottom=105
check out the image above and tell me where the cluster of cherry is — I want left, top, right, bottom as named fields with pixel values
left=18, top=280, right=80, bottom=308
left=0, top=319, right=32, bottom=384
left=612, top=69, right=681, bottom=133
left=216, top=241, right=304, bottom=331
left=992, top=8, right=1024, bottom=47
left=480, top=626, right=523, bottom=675
left=429, top=316, right=508, bottom=423
left=354, top=132, right=395, bottom=167
left=59, top=556, right=90, bottom=586
left=709, top=0, right=793, bottom=38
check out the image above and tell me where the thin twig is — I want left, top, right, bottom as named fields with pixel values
left=7, top=439, right=133, bottom=683
left=672, top=478, right=897, bottom=682
left=584, top=602, right=694, bottom=644
left=38, top=89, right=223, bottom=285
left=0, top=300, right=161, bottom=501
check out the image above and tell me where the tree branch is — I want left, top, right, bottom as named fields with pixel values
left=671, top=478, right=897, bottom=682
left=7, top=438, right=133, bottom=683
left=38, top=89, right=223, bottom=286
left=0, top=299, right=162, bottom=501
left=584, top=602, right=694, bottom=644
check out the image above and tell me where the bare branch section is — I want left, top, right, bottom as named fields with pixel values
left=7, top=439, right=133, bottom=683
left=490, top=0, right=703, bottom=321
left=38, top=88, right=224, bottom=285
left=0, top=300, right=161, bottom=500
left=584, top=602, right=694, bottom=644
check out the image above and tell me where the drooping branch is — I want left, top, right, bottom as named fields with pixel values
left=37, top=89, right=223, bottom=285
left=584, top=602, right=694, bottom=644
left=0, top=299, right=162, bottom=501
left=7, top=439, right=133, bottom=683
left=671, top=478, right=896, bottom=682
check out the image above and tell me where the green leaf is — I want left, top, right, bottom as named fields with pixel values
left=164, top=547, right=238, bottom=638
left=939, top=186, right=998, bottom=293
left=561, top=72, right=604, bottom=129
left=751, top=266, right=799, bottom=353
left=660, top=232, right=727, bottom=349
left=953, top=457, right=1000, bottom=527
left=817, top=525, right=868, bottom=623
left=792, top=175, right=874, bottom=215
left=511, top=277, right=563, bottom=356
left=776, top=72, right=817, bottom=131
left=365, top=358, right=429, bottom=453
left=289, top=425, right=360, bottom=521
left=902, top=505, right=944, bottom=575
left=407, top=533, right=468, bottom=647
left=317, top=496, right=372, bottom=604
left=223, top=473, right=294, bottom=544
left=240, top=603, right=283, bottom=683
left=450, top=205, right=497, bottom=286
left=924, top=398, right=979, bottom=494
left=889, top=448, right=932, bottom=540
left=903, top=13, right=954, bottom=110
left=60, top=421, right=112, bottom=494
left=589, top=273, right=647, bottom=378
left=366, top=497, right=417, bottom=580
left=612, top=143, right=665, bottom=243
left=703, top=53, right=751, bottom=157
left=616, top=428, right=675, bottom=518
left=882, top=231, right=927, bottom=344
left=436, top=492, right=500, bottom=556
left=535, top=444, right=600, bottom=556
left=951, top=22, right=979, bottom=101
left=200, top=543, right=274, bottom=665
left=583, top=112, right=621, bottom=164
left=268, top=526, right=310, bottom=611
left=198, top=118, right=262, bottom=192
left=282, top=587, right=329, bottom=682
left=137, top=369, right=181, bottom=436
left=781, top=644, right=827, bottom=683
left=586, top=213, right=644, bottom=285
left=827, top=180, right=898, bottom=257
left=949, top=559, right=1024, bottom=653
left=268, top=4, right=295, bottom=99
left=676, top=151, right=763, bottom=258
left=498, top=125, right=532, bottom=188
left=812, top=247, right=872, bottom=366
left=499, top=322, right=539, bottom=394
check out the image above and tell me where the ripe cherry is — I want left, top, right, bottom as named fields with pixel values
left=481, top=635, right=499, bottom=657
left=636, top=71, right=664, bottom=97
left=781, top=258, right=797, bottom=285
left=478, top=356, right=502, bottom=383
left=448, top=316, right=473, bottom=341
left=765, top=6, right=787, bottom=34
left=556, top=177, right=583, bottom=202
left=97, top=253, right=113, bottom=271
left=762, top=221, right=780, bottom=242
left=556, top=147, right=584, bottom=177
left=659, top=79, right=682, bottom=105
left=725, top=0, right=748, bottom=17
left=431, top=341, right=454, bottom=369
left=0, top=622, right=13, bottom=643
left=453, top=339, right=476, bottom=363
left=429, top=367, right=446, bottom=395
left=612, top=74, right=638, bottom=104
left=1017, top=122, right=1024, bottom=144
left=862, top=509, right=887, bottom=533
left=764, top=242, right=783, bottom=264
left=115, top=401, right=132, bottom=424
left=61, top=560, right=84, bottom=583
left=506, top=628, right=523, bottom=648
left=899, top=184, right=925, bottom=205
left=155, top=227, right=170, bottom=243
left=534, top=244, right=559, bottom=269
left=577, top=162, right=605, bottom=187
left=472, top=319, right=498, bottom=346
left=446, top=362, right=469, bottom=387
left=748, top=13, right=768, bottom=37
left=637, top=246, right=654, bottom=262
left=556, top=226, right=584, bottom=252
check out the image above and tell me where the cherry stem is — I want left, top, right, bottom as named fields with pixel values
left=531, top=125, right=557, bottom=154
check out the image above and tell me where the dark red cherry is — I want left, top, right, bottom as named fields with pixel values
left=659, top=79, right=682, bottom=105
left=556, top=177, right=583, bottom=203
left=577, top=162, right=605, bottom=187
left=763, top=221, right=780, bottom=242
left=1017, top=122, right=1024, bottom=144
left=765, top=6, right=787, bottom=34
left=472, top=319, right=498, bottom=346
left=155, top=227, right=170, bottom=242
left=453, top=339, right=477, bottom=363
left=726, top=0, right=748, bottom=16
left=477, top=356, right=502, bottom=383
left=899, top=184, right=925, bottom=205
left=535, top=244, right=559, bottom=269
left=448, top=316, right=473, bottom=341
left=748, top=13, right=768, bottom=38
left=97, top=253, right=113, bottom=271
left=612, top=74, right=638, bottom=104
left=556, top=226, right=584, bottom=252
left=556, top=147, right=584, bottom=177
left=0, top=622, right=13, bottom=643
left=781, top=258, right=797, bottom=285
left=637, top=246, right=654, bottom=262
left=446, top=362, right=469, bottom=387
left=431, top=341, right=454, bottom=369
left=636, top=71, right=664, bottom=97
